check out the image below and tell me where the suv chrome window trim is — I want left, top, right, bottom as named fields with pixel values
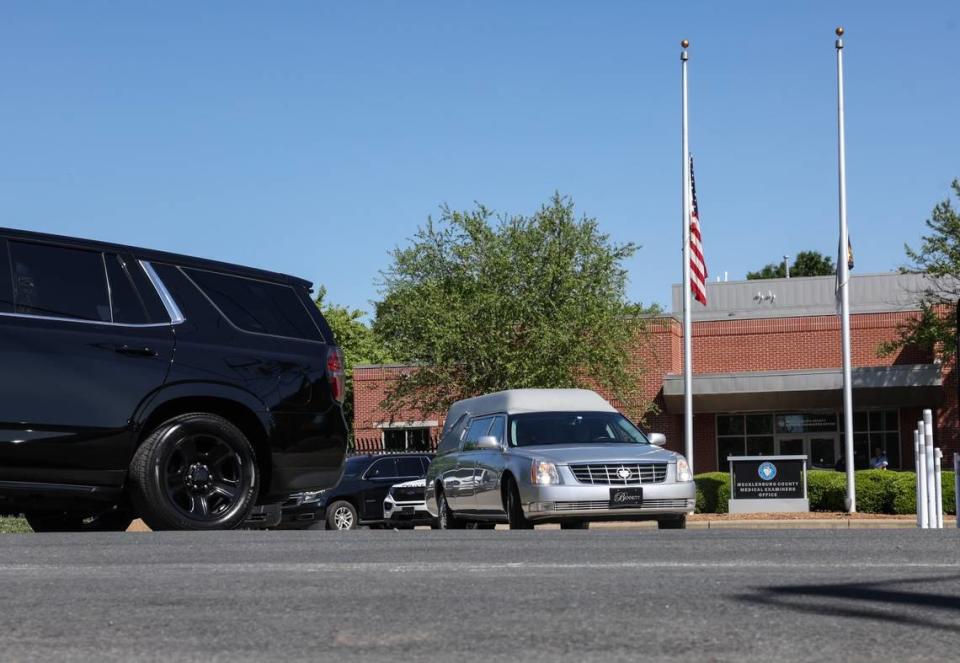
left=0, top=311, right=176, bottom=328
left=179, top=265, right=327, bottom=344
left=140, top=260, right=185, bottom=324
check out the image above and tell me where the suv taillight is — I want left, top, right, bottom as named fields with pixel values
left=327, top=346, right=346, bottom=403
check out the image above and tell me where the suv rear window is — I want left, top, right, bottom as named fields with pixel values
left=184, top=268, right=322, bottom=341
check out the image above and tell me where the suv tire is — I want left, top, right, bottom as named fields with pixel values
left=25, top=506, right=134, bottom=533
left=657, top=515, right=687, bottom=530
left=505, top=478, right=534, bottom=530
left=437, top=490, right=465, bottom=529
left=326, top=500, right=359, bottom=530
left=129, top=413, right=258, bottom=531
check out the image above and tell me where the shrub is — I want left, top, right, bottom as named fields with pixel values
left=807, top=470, right=847, bottom=511
left=853, top=470, right=899, bottom=514
left=943, top=471, right=956, bottom=516
left=891, top=472, right=918, bottom=515
left=694, top=472, right=729, bottom=514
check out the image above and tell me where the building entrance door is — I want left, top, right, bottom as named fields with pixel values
left=775, top=435, right=838, bottom=470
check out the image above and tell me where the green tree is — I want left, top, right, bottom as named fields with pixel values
left=315, top=287, right=392, bottom=428
left=746, top=250, right=836, bottom=280
left=880, top=179, right=960, bottom=360
left=373, top=194, right=655, bottom=420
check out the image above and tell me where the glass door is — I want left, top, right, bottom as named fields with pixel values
left=775, top=435, right=838, bottom=469
left=808, top=436, right=838, bottom=469
left=778, top=437, right=804, bottom=456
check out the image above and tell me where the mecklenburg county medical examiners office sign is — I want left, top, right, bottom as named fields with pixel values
left=727, top=455, right=810, bottom=513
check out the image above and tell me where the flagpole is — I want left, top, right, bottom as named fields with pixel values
left=681, top=39, right=694, bottom=472
left=835, top=27, right=856, bottom=513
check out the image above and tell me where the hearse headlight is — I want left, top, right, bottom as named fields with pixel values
left=675, top=456, right=692, bottom=482
left=531, top=459, right=560, bottom=486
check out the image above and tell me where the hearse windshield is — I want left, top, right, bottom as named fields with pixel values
left=508, top=412, right=650, bottom=447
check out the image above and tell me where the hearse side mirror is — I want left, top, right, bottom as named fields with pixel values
left=648, top=433, right=666, bottom=446
left=474, top=435, right=501, bottom=451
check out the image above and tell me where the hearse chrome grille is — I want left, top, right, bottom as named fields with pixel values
left=569, top=463, right=667, bottom=485
left=553, top=499, right=689, bottom=512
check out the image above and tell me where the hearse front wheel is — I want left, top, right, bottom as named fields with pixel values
left=129, top=413, right=258, bottom=531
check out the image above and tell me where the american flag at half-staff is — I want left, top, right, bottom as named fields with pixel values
left=688, top=155, right=707, bottom=305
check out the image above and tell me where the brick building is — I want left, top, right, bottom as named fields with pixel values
left=353, top=272, right=957, bottom=472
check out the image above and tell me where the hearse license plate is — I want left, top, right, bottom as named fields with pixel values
left=609, top=487, right=643, bottom=507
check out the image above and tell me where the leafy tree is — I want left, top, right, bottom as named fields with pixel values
left=746, top=250, right=836, bottom=280
left=315, top=287, right=392, bottom=427
left=373, top=194, right=654, bottom=420
left=880, top=179, right=960, bottom=360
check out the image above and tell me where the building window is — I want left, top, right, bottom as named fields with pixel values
left=716, top=414, right=774, bottom=467
left=853, top=410, right=900, bottom=469
left=383, top=427, right=432, bottom=451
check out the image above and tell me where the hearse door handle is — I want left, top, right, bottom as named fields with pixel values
left=113, top=344, right=158, bottom=358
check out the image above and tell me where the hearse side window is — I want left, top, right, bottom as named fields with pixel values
left=436, top=414, right=468, bottom=455
left=105, top=254, right=169, bottom=324
left=8, top=241, right=110, bottom=322
left=184, top=268, right=322, bottom=341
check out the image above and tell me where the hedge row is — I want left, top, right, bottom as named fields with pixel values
left=693, top=469, right=956, bottom=515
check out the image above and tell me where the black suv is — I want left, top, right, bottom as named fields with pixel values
left=0, top=228, right=348, bottom=531
left=279, top=453, right=432, bottom=530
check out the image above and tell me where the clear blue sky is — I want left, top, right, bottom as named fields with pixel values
left=2, top=1, right=958, bottom=313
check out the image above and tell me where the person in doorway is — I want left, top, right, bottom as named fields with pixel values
left=870, top=447, right=889, bottom=470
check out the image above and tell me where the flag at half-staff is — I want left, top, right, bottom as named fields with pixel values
left=689, top=155, right=707, bottom=306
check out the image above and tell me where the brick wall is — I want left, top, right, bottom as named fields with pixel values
left=352, top=310, right=958, bottom=470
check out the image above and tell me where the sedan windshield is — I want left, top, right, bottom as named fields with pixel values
left=508, top=412, right=650, bottom=447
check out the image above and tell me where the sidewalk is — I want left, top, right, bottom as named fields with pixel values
left=593, top=513, right=957, bottom=530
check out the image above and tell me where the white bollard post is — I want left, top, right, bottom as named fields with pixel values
left=914, top=430, right=922, bottom=528
left=918, top=421, right=929, bottom=528
left=934, top=448, right=943, bottom=529
left=955, top=453, right=960, bottom=530
left=923, top=410, right=937, bottom=530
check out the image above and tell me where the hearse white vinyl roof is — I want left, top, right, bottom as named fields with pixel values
left=445, top=389, right=617, bottom=426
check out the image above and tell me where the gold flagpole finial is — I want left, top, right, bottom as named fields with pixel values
left=835, top=27, right=844, bottom=37
left=681, top=39, right=689, bottom=49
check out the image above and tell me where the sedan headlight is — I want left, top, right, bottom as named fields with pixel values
left=530, top=459, right=560, bottom=485
left=301, top=490, right=327, bottom=504
left=675, top=456, right=692, bottom=482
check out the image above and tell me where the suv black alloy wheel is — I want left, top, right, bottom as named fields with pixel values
left=130, top=413, right=258, bottom=531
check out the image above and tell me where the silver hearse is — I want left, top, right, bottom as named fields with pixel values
left=424, top=389, right=695, bottom=529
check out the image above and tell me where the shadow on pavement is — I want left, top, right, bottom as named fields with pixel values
left=737, top=574, right=960, bottom=632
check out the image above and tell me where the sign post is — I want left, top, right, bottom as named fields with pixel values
left=727, top=455, right=809, bottom=513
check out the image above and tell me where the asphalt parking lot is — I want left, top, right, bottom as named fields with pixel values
left=0, top=529, right=957, bottom=662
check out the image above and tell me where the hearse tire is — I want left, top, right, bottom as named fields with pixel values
left=657, top=515, right=687, bottom=530
left=129, top=413, right=258, bottom=531
left=25, top=506, right=134, bottom=533
left=437, top=490, right=465, bottom=530
left=505, top=478, right=534, bottom=530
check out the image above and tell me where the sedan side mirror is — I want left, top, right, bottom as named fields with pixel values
left=475, top=435, right=501, bottom=451
left=648, top=433, right=666, bottom=446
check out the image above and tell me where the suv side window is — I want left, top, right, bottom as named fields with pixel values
left=463, top=417, right=494, bottom=449
left=365, top=458, right=398, bottom=479
left=183, top=268, right=322, bottom=341
left=396, top=457, right=424, bottom=478
left=105, top=254, right=169, bottom=324
left=9, top=241, right=110, bottom=322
